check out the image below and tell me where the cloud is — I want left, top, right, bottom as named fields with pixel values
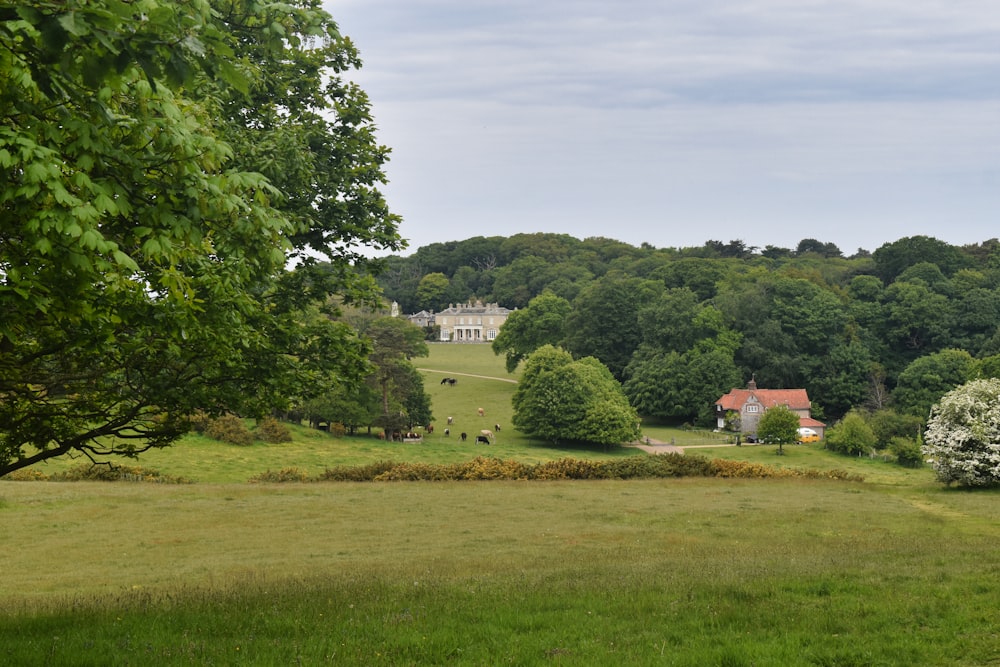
left=327, top=0, right=1000, bottom=252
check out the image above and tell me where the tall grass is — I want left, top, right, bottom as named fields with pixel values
left=2, top=479, right=999, bottom=664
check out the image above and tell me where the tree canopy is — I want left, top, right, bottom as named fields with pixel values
left=512, top=346, right=639, bottom=446
left=755, top=405, right=800, bottom=454
left=378, top=232, right=1000, bottom=426
left=0, top=0, right=402, bottom=476
left=491, top=291, right=571, bottom=373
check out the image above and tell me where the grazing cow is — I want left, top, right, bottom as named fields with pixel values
left=444, top=428, right=450, bottom=436
left=440, top=377, right=450, bottom=385
left=460, top=432, right=467, bottom=442
left=475, top=435, right=491, bottom=445
left=447, top=416, right=453, bottom=425
left=494, top=424, right=501, bottom=432
left=477, top=407, right=485, bottom=417
left=448, top=378, right=457, bottom=386
left=480, top=429, right=494, bottom=442
left=426, top=424, right=434, bottom=434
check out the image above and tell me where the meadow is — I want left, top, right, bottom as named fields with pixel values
left=3, top=343, right=1000, bottom=665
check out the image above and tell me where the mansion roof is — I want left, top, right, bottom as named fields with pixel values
left=716, top=387, right=811, bottom=412
left=436, top=301, right=511, bottom=316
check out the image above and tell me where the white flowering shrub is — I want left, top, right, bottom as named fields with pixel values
left=923, top=378, right=1000, bottom=487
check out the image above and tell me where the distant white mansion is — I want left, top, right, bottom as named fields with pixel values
left=422, top=300, right=512, bottom=342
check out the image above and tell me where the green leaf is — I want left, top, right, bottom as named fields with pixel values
left=57, top=11, right=89, bottom=37
left=112, top=250, right=139, bottom=271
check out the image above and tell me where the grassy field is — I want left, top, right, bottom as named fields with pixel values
left=4, top=343, right=1000, bottom=664
left=3, top=478, right=999, bottom=665
left=17, top=343, right=851, bottom=484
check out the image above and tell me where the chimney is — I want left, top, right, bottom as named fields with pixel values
left=747, top=374, right=757, bottom=391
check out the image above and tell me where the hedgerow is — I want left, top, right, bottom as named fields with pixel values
left=248, top=468, right=310, bottom=483
left=316, top=460, right=398, bottom=482
left=0, top=464, right=192, bottom=483
left=299, top=454, right=864, bottom=484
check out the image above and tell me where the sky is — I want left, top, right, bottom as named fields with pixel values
left=326, top=0, right=1000, bottom=256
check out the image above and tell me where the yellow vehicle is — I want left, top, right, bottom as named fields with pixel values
left=797, top=428, right=821, bottom=443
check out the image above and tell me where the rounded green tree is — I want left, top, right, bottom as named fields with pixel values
left=923, top=379, right=1000, bottom=487
left=512, top=346, right=639, bottom=446
left=756, top=404, right=800, bottom=454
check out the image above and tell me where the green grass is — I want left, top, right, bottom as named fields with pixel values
left=693, top=442, right=936, bottom=486
left=2, top=479, right=999, bottom=665
left=7, top=342, right=999, bottom=664
left=19, top=342, right=639, bottom=484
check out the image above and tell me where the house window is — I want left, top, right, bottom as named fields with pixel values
left=487, top=329, right=498, bottom=340
left=746, top=405, right=759, bottom=413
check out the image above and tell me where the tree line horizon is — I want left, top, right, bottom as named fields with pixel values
left=378, top=233, right=1000, bottom=427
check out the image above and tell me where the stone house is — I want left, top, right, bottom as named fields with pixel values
left=714, top=379, right=826, bottom=438
left=434, top=300, right=511, bottom=342
left=406, top=309, right=435, bottom=329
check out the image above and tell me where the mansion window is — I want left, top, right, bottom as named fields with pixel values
left=746, top=405, right=759, bottom=413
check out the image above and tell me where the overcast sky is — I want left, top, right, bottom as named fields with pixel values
left=327, top=0, right=1000, bottom=256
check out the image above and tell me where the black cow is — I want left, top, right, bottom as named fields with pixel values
left=475, top=435, right=491, bottom=445
left=460, top=432, right=467, bottom=442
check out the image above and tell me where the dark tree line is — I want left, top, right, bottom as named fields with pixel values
left=380, top=234, right=1000, bottom=425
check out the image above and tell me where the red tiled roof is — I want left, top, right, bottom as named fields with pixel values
left=716, top=388, right=811, bottom=411
left=798, top=416, right=826, bottom=428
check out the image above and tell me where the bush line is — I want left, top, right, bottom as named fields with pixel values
left=250, top=454, right=865, bottom=483
left=2, top=455, right=864, bottom=484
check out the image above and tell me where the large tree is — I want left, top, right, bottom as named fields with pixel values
left=892, top=349, right=978, bottom=419
left=362, top=317, right=430, bottom=433
left=491, top=291, right=572, bottom=373
left=563, top=272, right=663, bottom=380
left=512, top=346, right=639, bottom=446
left=0, top=1, right=402, bottom=476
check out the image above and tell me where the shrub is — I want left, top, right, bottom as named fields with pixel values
left=328, top=422, right=347, bottom=437
left=373, top=462, right=451, bottom=482
left=2, top=468, right=49, bottom=481
left=924, top=378, right=1000, bottom=487
left=825, top=411, right=877, bottom=457
left=453, top=457, right=532, bottom=480
left=889, top=437, right=924, bottom=468
left=49, top=464, right=190, bottom=483
left=206, top=414, right=255, bottom=446
left=318, top=460, right=398, bottom=482
left=531, top=458, right=606, bottom=480
left=186, top=410, right=213, bottom=433
left=255, top=417, right=292, bottom=444
left=709, top=459, right=790, bottom=478
left=248, top=468, right=310, bottom=483
left=869, top=409, right=923, bottom=448
left=601, top=453, right=713, bottom=479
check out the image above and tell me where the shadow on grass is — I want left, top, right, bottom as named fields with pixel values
left=521, top=439, right=640, bottom=459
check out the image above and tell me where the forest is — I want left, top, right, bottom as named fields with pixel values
left=377, top=233, right=1000, bottom=427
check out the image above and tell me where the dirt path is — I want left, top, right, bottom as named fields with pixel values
left=628, top=438, right=738, bottom=455
left=629, top=438, right=685, bottom=455
left=419, top=368, right=519, bottom=384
